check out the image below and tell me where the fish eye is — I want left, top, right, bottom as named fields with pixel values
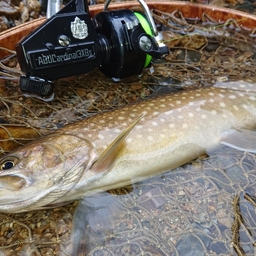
left=2, top=161, right=14, bottom=170
left=0, top=157, right=18, bottom=171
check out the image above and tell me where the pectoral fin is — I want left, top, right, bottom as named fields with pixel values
left=71, top=192, right=124, bottom=255
left=221, top=128, right=256, bottom=153
left=91, top=114, right=144, bottom=172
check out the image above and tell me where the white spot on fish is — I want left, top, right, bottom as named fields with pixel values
left=209, top=99, right=215, bottom=103
left=135, top=125, right=143, bottom=130
left=196, top=93, right=201, bottom=97
left=152, top=122, right=158, bottom=126
left=218, top=94, right=225, bottom=98
left=108, top=116, right=113, bottom=120
left=249, top=95, right=256, bottom=101
left=208, top=92, right=215, bottom=96
left=176, top=100, right=182, bottom=105
left=165, top=110, right=173, bottom=116
left=99, top=120, right=105, bottom=123
left=211, top=110, right=217, bottom=115
left=153, top=112, right=159, bottom=116
left=233, top=105, right=239, bottom=111
left=201, top=114, right=207, bottom=119
left=118, top=116, right=125, bottom=120
left=219, top=102, right=226, bottom=107
left=189, top=102, right=194, bottom=106
left=201, top=100, right=206, bottom=106
left=196, top=108, right=201, bottom=111
left=188, top=112, right=194, bottom=118
left=242, top=104, right=248, bottom=109
left=114, top=129, right=121, bottom=133
left=130, top=113, right=136, bottom=117
left=98, top=134, right=104, bottom=139
left=178, top=115, right=183, bottom=119
left=160, top=118, right=165, bottom=122
left=127, top=138, right=132, bottom=143
left=169, top=123, right=175, bottom=128
left=228, top=95, right=236, bottom=99
left=160, top=104, right=166, bottom=108
left=182, top=123, right=188, bottom=129
left=190, top=96, right=195, bottom=99
left=222, top=114, right=227, bottom=118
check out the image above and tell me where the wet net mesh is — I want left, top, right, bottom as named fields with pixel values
left=0, top=5, right=256, bottom=255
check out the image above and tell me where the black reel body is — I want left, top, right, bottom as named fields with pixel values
left=94, top=10, right=148, bottom=80
left=16, top=0, right=169, bottom=97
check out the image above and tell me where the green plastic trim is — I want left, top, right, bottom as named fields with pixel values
left=134, top=12, right=153, bottom=67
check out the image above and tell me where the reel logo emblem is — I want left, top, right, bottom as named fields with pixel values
left=71, top=17, right=88, bottom=39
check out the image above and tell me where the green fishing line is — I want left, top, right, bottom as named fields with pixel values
left=134, top=12, right=153, bottom=67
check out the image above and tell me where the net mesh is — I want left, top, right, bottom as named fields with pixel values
left=0, top=6, right=255, bottom=255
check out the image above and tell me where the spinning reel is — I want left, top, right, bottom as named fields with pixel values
left=16, top=0, right=169, bottom=97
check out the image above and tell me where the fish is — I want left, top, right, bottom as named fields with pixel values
left=0, top=81, right=256, bottom=213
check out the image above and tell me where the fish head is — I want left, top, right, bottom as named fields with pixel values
left=0, top=133, right=97, bottom=213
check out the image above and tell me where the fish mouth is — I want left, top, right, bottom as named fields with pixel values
left=0, top=185, right=56, bottom=213
left=0, top=174, right=32, bottom=192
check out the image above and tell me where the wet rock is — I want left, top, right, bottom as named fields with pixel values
left=225, top=165, right=248, bottom=184
left=0, top=16, right=10, bottom=32
left=205, top=41, right=220, bottom=52
left=209, top=241, right=229, bottom=254
left=20, top=5, right=29, bottom=23
left=205, top=169, right=235, bottom=193
left=11, top=0, right=21, bottom=6
left=176, top=233, right=206, bottom=256
left=24, top=0, right=41, bottom=12
left=176, top=49, right=202, bottom=63
left=29, top=10, right=40, bottom=19
left=0, top=1, right=20, bottom=19
left=138, top=187, right=166, bottom=210
left=179, top=34, right=207, bottom=49
left=162, top=30, right=181, bottom=48
left=236, top=2, right=255, bottom=13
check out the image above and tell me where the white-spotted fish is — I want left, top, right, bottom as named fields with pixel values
left=0, top=81, right=255, bottom=213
